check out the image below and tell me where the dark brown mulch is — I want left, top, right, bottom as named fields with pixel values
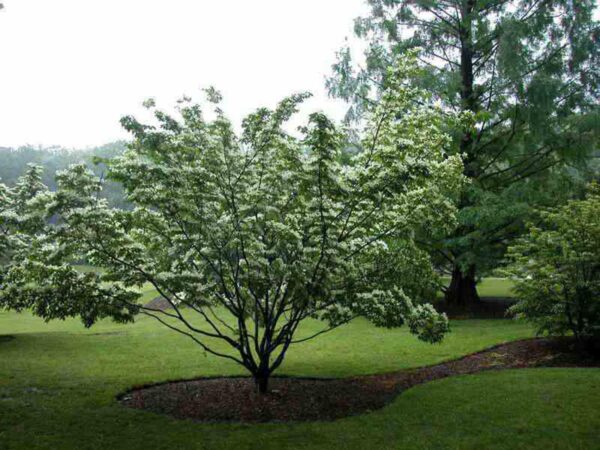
left=144, top=296, right=172, bottom=311
left=118, top=337, right=600, bottom=423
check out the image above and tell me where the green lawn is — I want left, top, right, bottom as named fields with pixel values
left=1, top=310, right=598, bottom=449
left=440, top=277, right=516, bottom=298
left=475, top=277, right=515, bottom=298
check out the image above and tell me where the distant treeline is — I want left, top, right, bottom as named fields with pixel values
left=0, top=142, right=129, bottom=208
left=1, top=141, right=598, bottom=212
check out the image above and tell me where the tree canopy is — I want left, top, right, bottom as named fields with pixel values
left=329, top=0, right=600, bottom=303
left=1, top=59, right=465, bottom=393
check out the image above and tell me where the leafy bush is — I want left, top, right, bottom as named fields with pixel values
left=506, top=184, right=600, bottom=347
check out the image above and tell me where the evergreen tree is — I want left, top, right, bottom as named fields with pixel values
left=0, top=165, right=47, bottom=279
left=329, top=0, right=600, bottom=304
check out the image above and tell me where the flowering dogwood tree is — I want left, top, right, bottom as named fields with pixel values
left=3, top=60, right=465, bottom=392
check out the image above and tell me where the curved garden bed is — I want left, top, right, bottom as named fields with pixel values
left=119, top=337, right=599, bottom=423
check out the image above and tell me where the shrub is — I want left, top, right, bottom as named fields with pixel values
left=506, top=184, right=600, bottom=348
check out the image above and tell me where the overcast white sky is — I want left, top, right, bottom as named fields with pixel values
left=0, top=0, right=367, bottom=149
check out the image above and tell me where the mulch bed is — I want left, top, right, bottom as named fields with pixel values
left=144, top=296, right=172, bottom=311
left=118, top=337, right=600, bottom=423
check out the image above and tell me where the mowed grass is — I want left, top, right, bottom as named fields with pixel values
left=440, top=277, right=516, bottom=298
left=1, top=306, right=599, bottom=449
left=475, top=277, right=515, bottom=297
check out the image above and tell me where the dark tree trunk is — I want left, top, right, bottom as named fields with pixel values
left=448, top=3, right=480, bottom=307
left=254, top=359, right=271, bottom=394
left=255, top=375, right=269, bottom=394
left=459, top=0, right=479, bottom=178
left=459, top=0, right=477, bottom=114
left=445, top=265, right=480, bottom=305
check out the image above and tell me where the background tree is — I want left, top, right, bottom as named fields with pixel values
left=2, top=60, right=465, bottom=394
left=0, top=142, right=129, bottom=208
left=0, top=165, right=47, bottom=291
left=506, top=183, right=600, bottom=350
left=329, top=0, right=600, bottom=304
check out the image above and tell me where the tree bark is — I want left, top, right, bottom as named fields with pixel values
left=459, top=0, right=478, bottom=177
left=447, top=1, right=480, bottom=306
left=255, top=372, right=270, bottom=394
left=445, top=265, right=480, bottom=305
left=254, top=356, right=272, bottom=394
left=256, top=376, right=269, bottom=395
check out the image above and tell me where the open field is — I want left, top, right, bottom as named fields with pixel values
left=2, top=309, right=599, bottom=449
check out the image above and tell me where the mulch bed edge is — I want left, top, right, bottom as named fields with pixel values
left=118, top=337, right=599, bottom=424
